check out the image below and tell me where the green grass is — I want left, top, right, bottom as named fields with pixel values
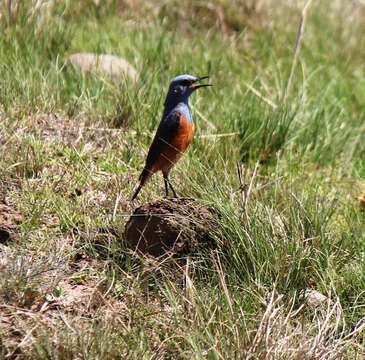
left=1, top=0, right=365, bottom=358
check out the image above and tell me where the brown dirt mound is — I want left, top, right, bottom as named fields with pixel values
left=124, top=198, right=220, bottom=257
left=0, top=201, right=22, bottom=245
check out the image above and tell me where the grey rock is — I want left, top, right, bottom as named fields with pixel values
left=68, top=53, right=139, bottom=83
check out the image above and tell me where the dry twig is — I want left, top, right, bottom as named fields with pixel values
left=237, top=160, right=260, bottom=214
left=243, top=80, right=278, bottom=109
left=284, top=0, right=314, bottom=101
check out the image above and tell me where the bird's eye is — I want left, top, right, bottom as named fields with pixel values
left=173, top=86, right=184, bottom=94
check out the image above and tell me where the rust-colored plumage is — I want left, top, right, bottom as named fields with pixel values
left=152, top=114, right=195, bottom=174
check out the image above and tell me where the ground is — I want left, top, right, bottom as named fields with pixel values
left=0, top=0, right=365, bottom=358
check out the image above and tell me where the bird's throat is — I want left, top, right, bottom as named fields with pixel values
left=164, top=101, right=192, bottom=123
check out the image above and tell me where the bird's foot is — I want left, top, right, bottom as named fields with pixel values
left=163, top=194, right=179, bottom=199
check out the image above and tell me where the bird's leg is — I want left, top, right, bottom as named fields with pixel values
left=163, top=173, right=169, bottom=198
left=163, top=173, right=178, bottom=198
left=168, top=178, right=178, bottom=198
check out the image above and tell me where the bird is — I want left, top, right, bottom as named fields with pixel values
left=131, top=74, right=212, bottom=201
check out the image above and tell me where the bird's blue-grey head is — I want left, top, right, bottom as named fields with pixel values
left=164, top=74, right=211, bottom=112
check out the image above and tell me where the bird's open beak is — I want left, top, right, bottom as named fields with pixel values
left=191, top=76, right=212, bottom=90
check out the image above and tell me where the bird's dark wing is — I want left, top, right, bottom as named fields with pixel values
left=143, top=110, right=181, bottom=172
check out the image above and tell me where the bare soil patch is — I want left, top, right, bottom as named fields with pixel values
left=0, top=200, right=22, bottom=245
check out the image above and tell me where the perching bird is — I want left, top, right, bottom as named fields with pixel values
left=131, top=74, right=211, bottom=201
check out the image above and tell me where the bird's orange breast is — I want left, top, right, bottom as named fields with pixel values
left=170, top=114, right=195, bottom=152
left=153, top=114, right=194, bottom=172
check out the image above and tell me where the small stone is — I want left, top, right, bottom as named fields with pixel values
left=305, top=289, right=329, bottom=308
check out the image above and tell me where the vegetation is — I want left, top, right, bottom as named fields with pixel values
left=0, top=0, right=364, bottom=358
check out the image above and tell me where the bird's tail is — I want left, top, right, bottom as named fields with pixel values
left=131, top=184, right=142, bottom=201
left=131, top=167, right=151, bottom=201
